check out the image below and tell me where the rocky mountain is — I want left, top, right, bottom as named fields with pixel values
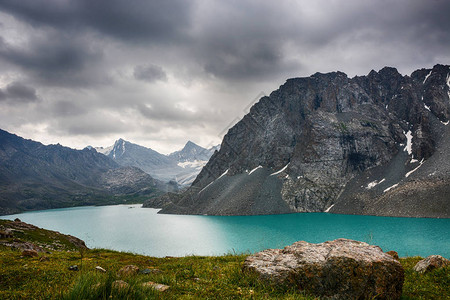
left=150, top=64, right=450, bottom=218
left=96, top=139, right=218, bottom=186
left=0, top=129, right=166, bottom=215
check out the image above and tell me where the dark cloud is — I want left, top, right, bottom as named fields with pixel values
left=0, top=33, right=104, bottom=87
left=134, top=64, right=167, bottom=83
left=0, top=0, right=449, bottom=151
left=0, top=0, right=193, bottom=43
left=0, top=81, right=38, bottom=103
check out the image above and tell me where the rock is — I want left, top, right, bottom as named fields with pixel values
left=0, top=229, right=13, bottom=238
left=386, top=250, right=400, bottom=260
left=140, top=268, right=162, bottom=275
left=413, top=255, right=450, bottom=273
left=112, top=280, right=129, bottom=290
left=68, top=265, right=79, bottom=271
left=118, top=265, right=139, bottom=276
left=95, top=266, right=106, bottom=272
left=22, top=249, right=38, bottom=257
left=142, top=281, right=170, bottom=292
left=14, top=218, right=21, bottom=222
left=39, top=256, right=50, bottom=262
left=243, top=239, right=404, bottom=300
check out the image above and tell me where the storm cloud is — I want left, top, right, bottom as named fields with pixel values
left=0, top=81, right=38, bottom=103
left=0, top=0, right=449, bottom=153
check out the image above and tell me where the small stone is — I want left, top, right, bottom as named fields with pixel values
left=14, top=218, right=21, bottom=222
left=112, top=280, right=129, bottom=290
left=69, top=265, right=79, bottom=271
left=386, top=250, right=400, bottom=260
left=142, top=281, right=170, bottom=292
left=95, top=266, right=106, bottom=272
left=22, top=249, right=38, bottom=257
left=140, top=268, right=162, bottom=275
left=39, top=256, right=50, bottom=262
left=118, top=265, right=139, bottom=276
left=413, top=255, right=450, bottom=273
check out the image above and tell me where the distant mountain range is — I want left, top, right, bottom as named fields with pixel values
left=148, top=64, right=450, bottom=218
left=0, top=129, right=169, bottom=215
left=94, top=139, right=218, bottom=186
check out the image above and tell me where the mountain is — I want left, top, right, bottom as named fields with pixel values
left=168, top=141, right=219, bottom=186
left=96, top=140, right=218, bottom=186
left=0, top=130, right=166, bottom=215
left=95, top=139, right=180, bottom=182
left=168, top=140, right=217, bottom=162
left=152, top=64, right=450, bottom=218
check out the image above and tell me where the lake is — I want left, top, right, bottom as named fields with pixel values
left=1, top=204, right=449, bottom=258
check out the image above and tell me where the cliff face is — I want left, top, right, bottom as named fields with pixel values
left=155, top=64, right=450, bottom=218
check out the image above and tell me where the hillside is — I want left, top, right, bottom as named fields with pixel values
left=0, top=219, right=448, bottom=299
left=154, top=64, right=450, bottom=218
left=0, top=130, right=165, bottom=215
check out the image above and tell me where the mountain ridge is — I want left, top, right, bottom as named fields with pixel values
left=95, top=139, right=218, bottom=186
left=151, top=64, right=450, bottom=218
left=0, top=129, right=166, bottom=215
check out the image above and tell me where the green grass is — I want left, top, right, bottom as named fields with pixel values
left=0, top=220, right=448, bottom=299
left=1, top=248, right=448, bottom=299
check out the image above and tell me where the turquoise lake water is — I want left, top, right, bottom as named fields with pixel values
left=1, top=204, right=449, bottom=257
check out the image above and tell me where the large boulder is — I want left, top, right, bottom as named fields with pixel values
left=413, top=255, right=450, bottom=273
left=243, top=238, right=404, bottom=299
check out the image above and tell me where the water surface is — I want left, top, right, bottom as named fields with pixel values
left=1, top=205, right=448, bottom=257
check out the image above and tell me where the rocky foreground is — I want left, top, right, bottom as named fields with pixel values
left=149, top=64, right=450, bottom=218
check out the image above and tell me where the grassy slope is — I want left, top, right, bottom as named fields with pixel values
left=0, top=220, right=448, bottom=299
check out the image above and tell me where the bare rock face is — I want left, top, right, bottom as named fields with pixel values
left=243, top=239, right=404, bottom=300
left=413, top=255, right=450, bottom=273
left=159, top=64, right=450, bottom=217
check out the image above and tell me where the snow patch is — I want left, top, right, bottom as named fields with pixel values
left=218, top=169, right=229, bottom=180
left=122, top=140, right=126, bottom=154
left=423, top=70, right=432, bottom=84
left=442, top=120, right=449, bottom=126
left=199, top=169, right=229, bottom=194
left=404, top=130, right=413, bottom=155
left=424, top=103, right=431, bottom=111
left=248, top=165, right=262, bottom=175
left=324, top=204, right=335, bottom=213
left=447, top=73, right=450, bottom=99
left=270, top=163, right=290, bottom=176
left=198, top=181, right=214, bottom=194
left=384, top=183, right=399, bottom=193
left=406, top=159, right=424, bottom=178
left=178, top=160, right=208, bottom=169
left=366, top=178, right=386, bottom=189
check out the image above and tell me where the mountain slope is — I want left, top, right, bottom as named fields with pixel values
left=0, top=130, right=165, bottom=215
left=156, top=64, right=450, bottom=218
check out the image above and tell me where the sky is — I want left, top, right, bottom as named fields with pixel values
left=0, top=0, right=449, bottom=154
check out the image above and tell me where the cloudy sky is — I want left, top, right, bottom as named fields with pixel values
left=0, top=0, right=448, bottom=154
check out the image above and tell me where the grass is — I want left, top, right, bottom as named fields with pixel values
left=0, top=219, right=448, bottom=299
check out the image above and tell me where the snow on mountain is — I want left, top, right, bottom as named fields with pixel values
left=94, top=139, right=218, bottom=186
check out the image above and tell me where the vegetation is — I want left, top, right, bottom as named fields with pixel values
left=0, top=220, right=448, bottom=299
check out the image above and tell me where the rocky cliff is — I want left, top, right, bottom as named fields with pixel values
left=154, top=64, right=450, bottom=218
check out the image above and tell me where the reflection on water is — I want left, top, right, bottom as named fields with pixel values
left=1, top=204, right=449, bottom=257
